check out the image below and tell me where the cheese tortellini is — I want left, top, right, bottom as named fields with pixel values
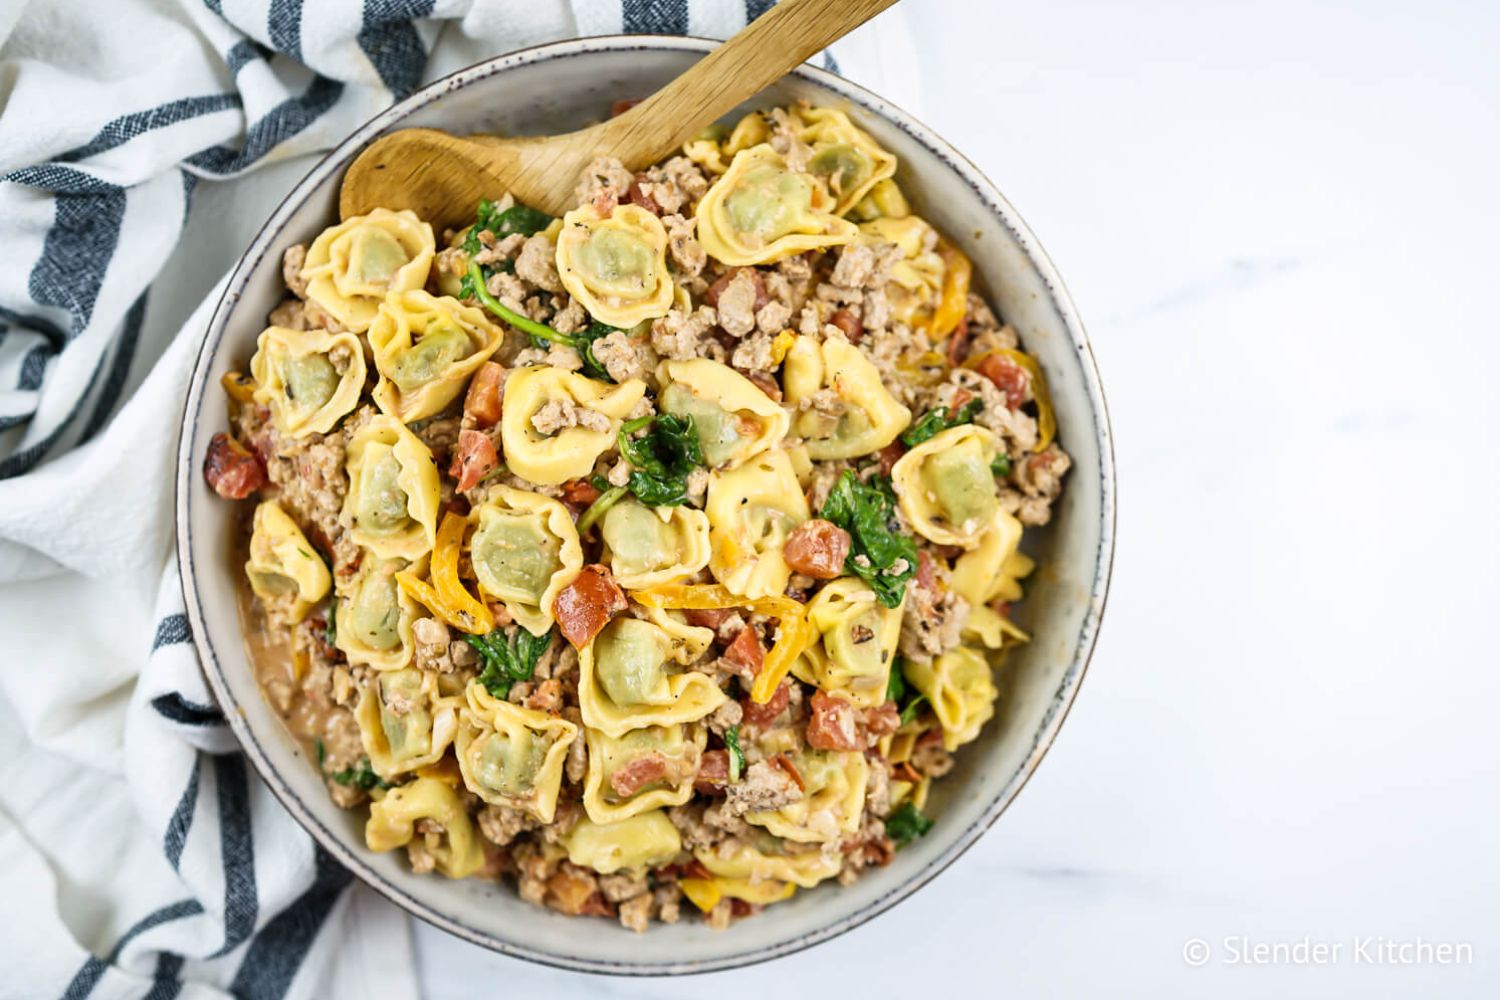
left=794, top=105, right=898, bottom=216
left=565, top=811, right=682, bottom=876
left=334, top=553, right=424, bottom=671
left=802, top=578, right=904, bottom=708
left=696, top=145, right=858, bottom=266
left=582, top=723, right=705, bottom=824
left=579, top=612, right=725, bottom=738
left=244, top=500, right=331, bottom=624
left=657, top=358, right=789, bottom=469
left=249, top=326, right=365, bottom=438
left=904, top=645, right=998, bottom=752
left=746, top=749, right=869, bottom=843
left=365, top=777, right=485, bottom=879
left=599, top=499, right=711, bottom=589
left=705, top=450, right=810, bottom=598
left=953, top=509, right=1036, bottom=650
left=342, top=415, right=442, bottom=561
left=301, top=208, right=435, bottom=331
left=694, top=840, right=842, bottom=889
left=355, top=668, right=461, bottom=779
left=556, top=204, right=674, bottom=328
left=369, top=289, right=502, bottom=423
left=683, top=111, right=770, bottom=175
left=456, top=682, right=577, bottom=823
left=858, top=215, right=945, bottom=327
left=782, top=335, right=911, bottom=460
left=892, top=424, right=1002, bottom=548
left=499, top=366, right=646, bottom=485
left=468, top=486, right=583, bottom=636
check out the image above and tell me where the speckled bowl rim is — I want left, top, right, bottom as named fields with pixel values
left=175, top=34, right=1116, bottom=976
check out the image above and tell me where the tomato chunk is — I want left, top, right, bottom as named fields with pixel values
left=741, top=681, right=790, bottom=730
left=722, top=626, right=765, bottom=674
left=609, top=752, right=669, bottom=797
left=464, top=361, right=504, bottom=428
left=782, top=519, right=851, bottom=580
left=976, top=353, right=1029, bottom=409
left=806, top=691, right=863, bottom=751
left=449, top=430, right=498, bottom=492
left=204, top=432, right=264, bottom=499
left=553, top=564, right=628, bottom=649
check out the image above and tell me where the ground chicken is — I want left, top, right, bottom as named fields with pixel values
left=514, top=233, right=563, bottom=292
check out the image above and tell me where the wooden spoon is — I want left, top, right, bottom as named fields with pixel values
left=338, top=0, right=899, bottom=230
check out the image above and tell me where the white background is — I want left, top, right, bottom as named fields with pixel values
left=412, top=0, right=1500, bottom=996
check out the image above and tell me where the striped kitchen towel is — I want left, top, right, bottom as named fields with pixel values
left=0, top=1, right=917, bottom=997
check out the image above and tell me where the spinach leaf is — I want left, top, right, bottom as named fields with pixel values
left=464, top=626, right=553, bottom=699
left=886, top=802, right=935, bottom=846
left=990, top=452, right=1012, bottom=478
left=576, top=321, right=623, bottom=382
left=724, top=726, right=745, bottom=783
left=462, top=199, right=552, bottom=256
left=331, top=757, right=390, bottom=792
left=818, top=470, right=917, bottom=608
left=617, top=414, right=703, bottom=508
left=887, top=656, right=927, bottom=724
left=323, top=600, right=337, bottom=648
left=901, top=398, right=984, bottom=447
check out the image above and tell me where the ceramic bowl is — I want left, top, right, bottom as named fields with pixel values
left=175, top=35, right=1115, bottom=975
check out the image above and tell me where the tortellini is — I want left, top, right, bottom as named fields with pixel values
left=564, top=811, right=682, bottom=876
left=365, top=777, right=485, bottom=879
left=455, top=682, right=577, bottom=822
left=468, top=486, right=583, bottom=635
left=301, top=208, right=435, bottom=331
left=244, top=500, right=330, bottom=624
left=705, top=450, right=810, bottom=598
left=368, top=289, right=503, bottom=423
left=555, top=204, right=674, bottom=328
left=952, top=509, right=1036, bottom=650
left=355, top=668, right=461, bottom=779
left=683, top=112, right=770, bottom=175
left=499, top=366, right=646, bottom=485
left=694, top=840, right=842, bottom=889
left=782, top=335, right=911, bottom=460
left=746, top=750, right=868, bottom=843
left=599, top=499, right=711, bottom=589
left=696, top=145, right=857, bottom=266
left=342, top=415, right=442, bottom=561
left=859, top=215, right=945, bottom=327
left=892, top=424, right=1002, bottom=548
left=334, top=553, right=424, bottom=671
left=657, top=358, right=789, bottom=469
left=802, top=578, right=904, bottom=708
left=904, top=645, right=998, bottom=752
left=794, top=105, right=898, bottom=216
left=249, top=326, right=365, bottom=438
left=582, top=723, right=705, bottom=824
left=579, top=611, right=725, bottom=738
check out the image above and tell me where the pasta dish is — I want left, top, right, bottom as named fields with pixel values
left=203, top=102, right=1069, bottom=931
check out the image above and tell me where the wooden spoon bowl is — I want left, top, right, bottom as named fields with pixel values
left=338, top=0, right=899, bottom=230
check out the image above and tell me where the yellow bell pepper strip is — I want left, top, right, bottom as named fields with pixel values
left=677, top=877, right=721, bottom=913
left=633, top=583, right=813, bottom=704
left=963, top=348, right=1057, bottom=453
left=926, top=239, right=972, bottom=340
left=396, top=512, right=495, bottom=634
left=220, top=371, right=257, bottom=405
left=768, top=329, right=797, bottom=367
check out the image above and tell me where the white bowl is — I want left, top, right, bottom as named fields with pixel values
left=174, top=35, right=1116, bottom=975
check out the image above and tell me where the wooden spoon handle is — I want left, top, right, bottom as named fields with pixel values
left=600, top=0, right=900, bottom=164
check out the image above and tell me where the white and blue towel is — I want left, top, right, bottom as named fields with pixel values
left=0, top=2, right=918, bottom=996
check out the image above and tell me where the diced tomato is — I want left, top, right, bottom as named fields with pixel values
left=945, top=313, right=971, bottom=368
left=876, top=440, right=906, bottom=477
left=864, top=700, right=901, bottom=739
left=449, top=429, right=498, bottom=492
left=783, top=519, right=851, bottom=580
left=694, top=750, right=731, bottom=794
left=464, top=361, right=504, bottom=428
left=828, top=308, right=863, bottom=344
left=553, top=564, right=628, bottom=649
left=740, top=681, right=790, bottom=730
left=609, top=752, right=669, bottom=797
left=704, top=268, right=768, bottom=310
left=722, top=627, right=765, bottom=674
left=560, top=477, right=603, bottom=510
left=627, top=173, right=661, bottom=215
left=976, top=353, right=1029, bottom=409
left=204, top=432, right=265, bottom=499
left=806, top=691, right=862, bottom=751
left=915, top=550, right=938, bottom=593
left=684, top=607, right=734, bottom=631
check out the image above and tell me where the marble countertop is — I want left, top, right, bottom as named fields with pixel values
left=414, top=0, right=1500, bottom=995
